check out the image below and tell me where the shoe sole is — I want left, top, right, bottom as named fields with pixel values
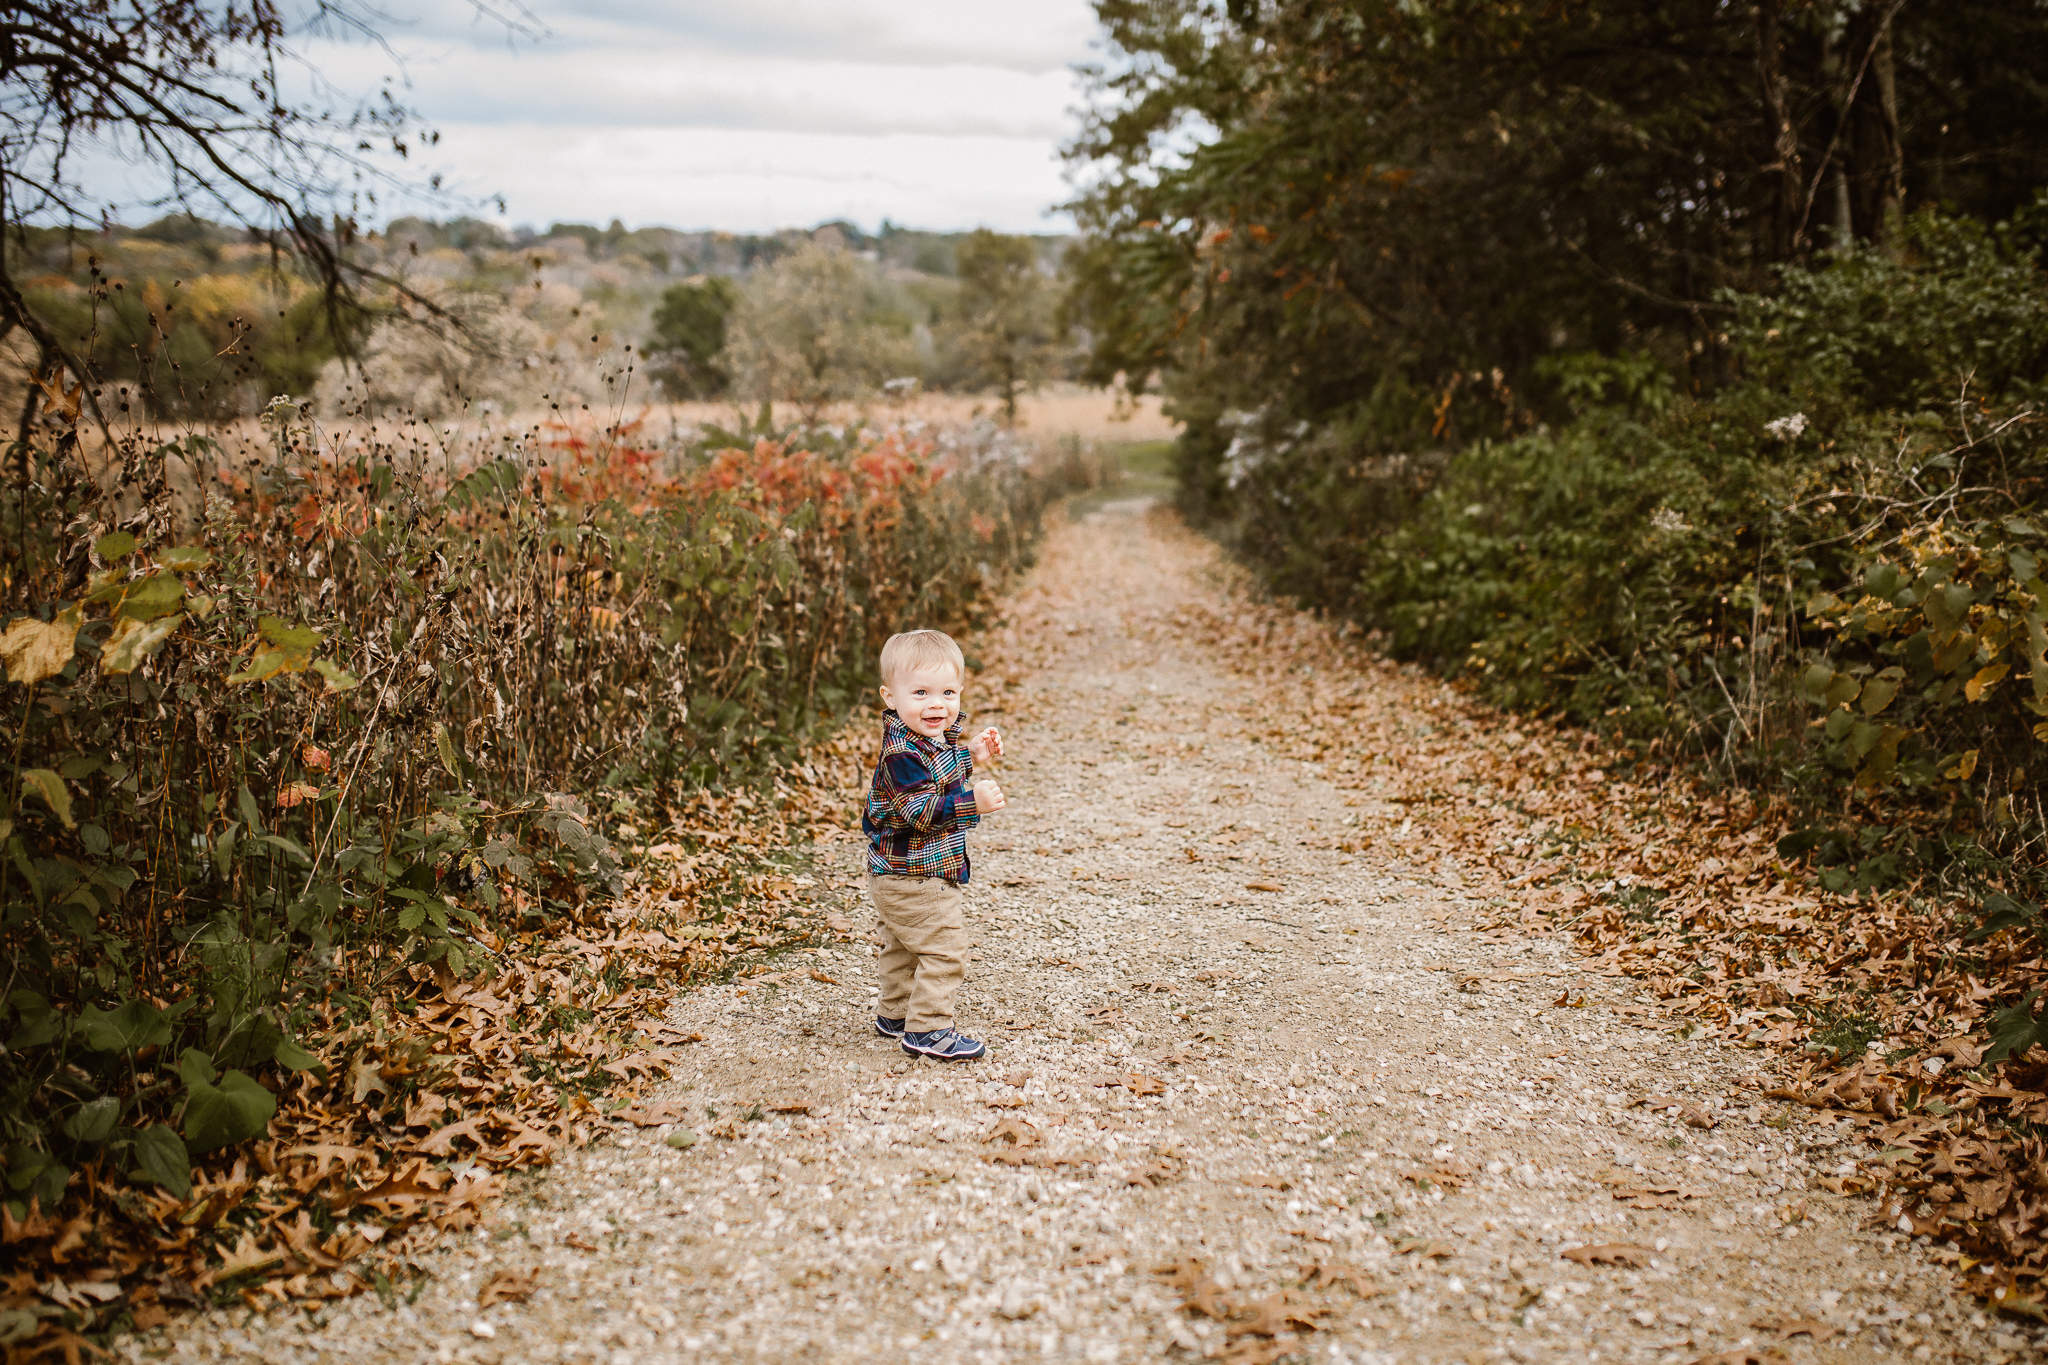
left=900, top=1040, right=985, bottom=1061
left=875, top=1024, right=905, bottom=1039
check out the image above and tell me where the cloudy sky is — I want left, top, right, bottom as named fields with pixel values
left=299, top=0, right=1108, bottom=236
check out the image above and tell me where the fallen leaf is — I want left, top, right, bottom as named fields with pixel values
left=615, top=1100, right=688, bottom=1127
left=1125, top=1160, right=1177, bottom=1189
left=808, top=968, right=838, bottom=985
left=476, top=1268, right=538, bottom=1309
left=1244, top=881, right=1284, bottom=892
left=1227, top=1290, right=1326, bottom=1338
left=1299, top=1262, right=1381, bottom=1298
left=1392, top=1237, right=1453, bottom=1259
left=1755, top=1317, right=1839, bottom=1342
left=1242, top=1173, right=1291, bottom=1191
left=1560, top=1243, right=1654, bottom=1267
left=1155, top=1258, right=1232, bottom=1320
left=984, top=1117, right=1040, bottom=1148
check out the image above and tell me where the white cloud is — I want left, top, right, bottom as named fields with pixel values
left=418, top=124, right=1074, bottom=234
left=290, top=0, right=1102, bottom=232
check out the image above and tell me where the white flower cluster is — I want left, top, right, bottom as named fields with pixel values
left=1764, top=411, right=1808, bottom=441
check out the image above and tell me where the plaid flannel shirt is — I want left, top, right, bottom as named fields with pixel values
left=863, top=710, right=981, bottom=884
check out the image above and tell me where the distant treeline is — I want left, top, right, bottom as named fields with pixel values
left=3, top=215, right=1075, bottom=421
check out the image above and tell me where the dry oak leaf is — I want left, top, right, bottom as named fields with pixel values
left=616, top=1099, right=689, bottom=1127
left=1215, top=1342, right=1292, bottom=1365
left=1244, top=881, right=1285, bottom=893
left=985, top=1093, right=1027, bottom=1109
left=1122, top=1073, right=1167, bottom=1097
left=1392, top=1237, right=1454, bottom=1259
left=196, top=1230, right=287, bottom=1287
left=1242, top=1173, right=1292, bottom=1191
left=1692, top=1352, right=1789, bottom=1365
left=808, top=968, right=839, bottom=985
left=477, top=1269, right=539, bottom=1309
left=1154, top=1258, right=1232, bottom=1321
left=1560, top=1243, right=1654, bottom=1268
left=1755, top=1318, right=1840, bottom=1342
left=984, top=1117, right=1041, bottom=1148
left=1125, top=1159, right=1177, bottom=1189
left=1227, top=1290, right=1327, bottom=1338
left=1299, top=1262, right=1382, bottom=1298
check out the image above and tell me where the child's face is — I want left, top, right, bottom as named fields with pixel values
left=879, top=663, right=963, bottom=740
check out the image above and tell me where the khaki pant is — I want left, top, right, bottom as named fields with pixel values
left=868, top=875, right=967, bottom=1033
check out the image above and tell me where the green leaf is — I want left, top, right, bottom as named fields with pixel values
left=214, top=821, right=239, bottom=879
left=1984, top=992, right=2048, bottom=1064
left=4, top=992, right=58, bottom=1050
left=78, top=998, right=170, bottom=1053
left=130, top=1124, right=191, bottom=1199
left=311, top=658, right=360, bottom=691
left=1924, top=582, right=1972, bottom=634
left=183, top=1069, right=276, bottom=1152
left=19, top=769, right=74, bottom=829
left=117, top=570, right=186, bottom=621
left=237, top=784, right=263, bottom=834
left=1860, top=667, right=1904, bottom=715
left=100, top=612, right=184, bottom=675
left=158, top=546, right=212, bottom=571
left=178, top=1048, right=217, bottom=1090
left=397, top=904, right=427, bottom=933
left=271, top=1036, right=320, bottom=1072
left=94, top=532, right=137, bottom=559
left=62, top=1097, right=120, bottom=1145
left=256, top=833, right=311, bottom=865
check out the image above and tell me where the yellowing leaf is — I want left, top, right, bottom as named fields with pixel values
left=258, top=615, right=321, bottom=666
left=94, top=531, right=137, bottom=559
left=115, top=570, right=186, bottom=621
left=434, top=723, right=464, bottom=778
left=20, top=769, right=75, bottom=829
left=0, top=606, right=82, bottom=684
left=100, top=613, right=183, bottom=675
left=312, top=658, right=360, bottom=692
left=1966, top=662, right=2011, bottom=702
left=276, top=782, right=322, bottom=809
left=227, top=649, right=289, bottom=685
left=157, top=546, right=212, bottom=571
left=1945, top=749, right=1981, bottom=781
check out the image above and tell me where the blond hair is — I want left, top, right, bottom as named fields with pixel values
left=879, top=629, right=965, bottom=687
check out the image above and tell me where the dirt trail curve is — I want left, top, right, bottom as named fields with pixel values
left=152, top=502, right=2024, bottom=1365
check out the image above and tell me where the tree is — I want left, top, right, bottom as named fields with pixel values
left=1062, top=0, right=2048, bottom=518
left=727, top=244, right=910, bottom=420
left=945, top=230, right=1058, bottom=425
left=0, top=0, right=535, bottom=436
left=647, top=276, right=740, bottom=398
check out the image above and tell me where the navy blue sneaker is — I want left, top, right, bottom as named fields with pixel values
left=901, top=1028, right=986, bottom=1061
left=875, top=1015, right=906, bottom=1039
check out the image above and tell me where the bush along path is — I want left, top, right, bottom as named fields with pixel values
left=139, top=501, right=2035, bottom=1365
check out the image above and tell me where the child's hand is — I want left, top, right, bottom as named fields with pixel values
left=973, top=779, right=1006, bottom=815
left=967, top=725, right=1004, bottom=763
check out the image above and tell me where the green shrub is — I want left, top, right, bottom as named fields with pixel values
left=1197, top=202, right=2048, bottom=867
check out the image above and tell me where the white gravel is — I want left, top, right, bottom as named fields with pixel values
left=142, top=502, right=2029, bottom=1364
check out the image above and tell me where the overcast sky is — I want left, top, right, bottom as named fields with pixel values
left=300, top=0, right=1106, bottom=236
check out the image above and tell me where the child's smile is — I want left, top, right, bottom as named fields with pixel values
left=879, top=663, right=962, bottom=738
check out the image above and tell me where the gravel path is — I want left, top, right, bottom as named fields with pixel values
left=146, top=502, right=2021, bottom=1365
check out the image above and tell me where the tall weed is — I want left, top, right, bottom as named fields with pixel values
left=0, top=393, right=1107, bottom=1221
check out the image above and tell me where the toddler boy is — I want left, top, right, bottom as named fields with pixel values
left=862, top=629, right=1007, bottom=1061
